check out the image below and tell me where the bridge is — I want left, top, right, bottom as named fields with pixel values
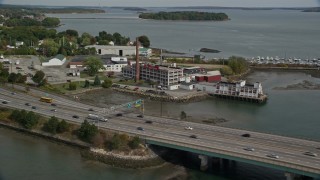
left=1, top=85, right=320, bottom=179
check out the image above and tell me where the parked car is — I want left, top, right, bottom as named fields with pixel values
left=25, top=103, right=31, bottom=106
left=31, top=106, right=36, bottom=109
left=88, top=108, right=94, bottom=111
left=185, top=127, right=193, bottom=130
left=137, top=127, right=144, bottom=131
left=133, top=87, right=139, bottom=91
left=145, top=120, right=153, bottom=124
left=16, top=67, right=22, bottom=69
left=2, top=101, right=8, bottom=104
left=51, top=109, right=57, bottom=112
left=116, top=113, right=123, bottom=117
left=11, top=92, right=16, bottom=95
left=51, top=103, right=57, bottom=106
left=137, top=115, right=144, bottom=118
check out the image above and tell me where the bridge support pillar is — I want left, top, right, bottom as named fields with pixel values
left=198, top=155, right=208, bottom=171
left=284, top=172, right=295, bottom=180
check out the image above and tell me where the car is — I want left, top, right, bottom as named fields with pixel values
left=190, top=135, right=197, bottom=139
left=88, top=108, right=94, bottom=111
left=303, top=151, right=318, bottom=157
left=243, top=147, right=255, bottom=151
left=266, top=154, right=279, bottom=159
left=25, top=103, right=31, bottom=106
left=2, top=101, right=8, bottom=104
left=11, top=92, right=16, bottom=95
left=137, top=115, right=144, bottom=118
left=242, top=133, right=251, bottom=137
left=116, top=113, right=123, bottom=117
left=185, top=127, right=193, bottom=130
left=72, top=115, right=79, bottom=119
left=133, top=87, right=139, bottom=91
left=51, top=103, right=57, bottom=106
left=145, top=120, right=153, bottom=124
left=137, top=127, right=144, bottom=131
left=31, top=106, right=37, bottom=109
left=16, top=67, right=22, bottom=70
left=51, top=109, right=57, bottom=112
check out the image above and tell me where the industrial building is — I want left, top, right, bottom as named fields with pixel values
left=85, top=45, right=136, bottom=56
left=42, top=54, right=66, bottom=66
left=122, top=64, right=183, bottom=90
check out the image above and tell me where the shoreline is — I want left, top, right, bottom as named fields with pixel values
left=0, top=121, right=165, bottom=169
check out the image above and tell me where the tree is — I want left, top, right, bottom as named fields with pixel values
left=101, top=78, right=112, bottom=88
left=69, top=82, right=77, bottom=90
left=78, top=120, right=98, bottom=142
left=42, top=17, right=60, bottom=27
left=32, top=70, right=45, bottom=85
left=40, top=39, right=60, bottom=57
left=109, top=133, right=121, bottom=150
left=43, top=116, right=59, bottom=134
left=23, top=111, right=39, bottom=129
left=8, top=73, right=17, bottom=83
left=180, top=111, right=187, bottom=120
left=84, top=57, right=105, bottom=76
left=65, top=29, right=79, bottom=38
left=138, top=35, right=150, bottom=48
left=220, top=66, right=233, bottom=76
left=129, top=136, right=141, bottom=149
left=93, top=75, right=101, bottom=86
left=57, top=120, right=69, bottom=133
left=83, top=80, right=90, bottom=88
left=227, top=56, right=249, bottom=75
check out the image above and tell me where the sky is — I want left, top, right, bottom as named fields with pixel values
left=1, top=0, right=320, bottom=7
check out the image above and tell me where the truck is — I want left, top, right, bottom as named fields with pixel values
left=87, top=114, right=108, bottom=122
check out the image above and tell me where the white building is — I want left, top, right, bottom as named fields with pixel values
left=42, top=54, right=66, bottom=66
left=103, top=62, right=128, bottom=72
left=85, top=45, right=136, bottom=56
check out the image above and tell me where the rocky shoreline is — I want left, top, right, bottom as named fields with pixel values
left=0, top=122, right=165, bottom=169
left=112, top=87, right=209, bottom=103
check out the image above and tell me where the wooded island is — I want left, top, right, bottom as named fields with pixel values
left=139, top=11, right=229, bottom=21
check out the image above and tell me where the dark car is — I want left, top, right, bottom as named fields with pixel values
left=72, top=115, right=79, bottom=119
left=88, top=108, right=94, bottom=111
left=137, top=115, right=144, bottom=118
left=2, top=101, right=8, bottom=104
left=242, top=133, right=251, bottom=138
left=137, top=127, right=144, bottom=131
left=16, top=67, right=22, bottom=69
left=11, top=92, right=16, bottom=95
left=116, top=113, right=123, bottom=117
left=31, top=106, right=36, bottom=109
left=145, top=120, right=153, bottom=124
left=25, top=103, right=31, bottom=106
left=190, top=135, right=197, bottom=139
left=51, top=103, right=57, bottom=106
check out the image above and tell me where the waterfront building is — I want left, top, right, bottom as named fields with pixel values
left=122, top=63, right=183, bottom=90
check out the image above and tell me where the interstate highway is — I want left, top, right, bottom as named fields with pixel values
left=1, top=87, right=320, bottom=175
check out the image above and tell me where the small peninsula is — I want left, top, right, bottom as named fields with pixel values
left=139, top=11, right=229, bottom=21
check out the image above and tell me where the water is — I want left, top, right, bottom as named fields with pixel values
left=48, top=8, right=320, bottom=58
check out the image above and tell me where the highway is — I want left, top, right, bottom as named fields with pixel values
left=1, top=86, right=320, bottom=177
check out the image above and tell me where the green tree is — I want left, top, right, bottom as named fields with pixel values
left=57, top=120, right=69, bottom=133
left=227, top=56, right=249, bottom=75
left=69, top=82, right=77, bottom=90
left=109, top=133, right=121, bottom=150
left=129, top=136, right=141, bottom=149
left=101, top=78, right=112, bottom=88
left=8, top=73, right=17, bottom=83
left=43, top=116, right=59, bottom=134
left=84, top=57, right=105, bottom=76
left=93, top=75, right=101, bottom=86
left=180, top=111, right=187, bottom=120
left=40, top=39, right=60, bottom=57
left=138, top=35, right=150, bottom=48
left=78, top=120, right=98, bottom=142
left=65, top=29, right=79, bottom=37
left=220, top=66, right=233, bottom=76
left=32, top=70, right=45, bottom=85
left=83, top=80, right=90, bottom=88
left=42, top=17, right=60, bottom=27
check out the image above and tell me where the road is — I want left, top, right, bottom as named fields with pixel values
left=1, top=86, right=320, bottom=176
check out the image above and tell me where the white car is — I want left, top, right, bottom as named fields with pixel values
left=185, top=127, right=193, bottom=130
left=243, top=147, right=255, bottom=151
left=266, top=154, right=279, bottom=159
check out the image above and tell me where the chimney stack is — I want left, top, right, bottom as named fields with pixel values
left=135, top=37, right=140, bottom=82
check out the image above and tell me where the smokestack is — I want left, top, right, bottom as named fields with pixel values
left=135, top=37, right=140, bottom=82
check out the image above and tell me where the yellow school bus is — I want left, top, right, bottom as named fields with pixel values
left=40, top=97, right=53, bottom=103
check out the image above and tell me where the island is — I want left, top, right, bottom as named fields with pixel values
left=200, top=48, right=221, bottom=53
left=302, top=7, right=320, bottom=12
left=138, top=11, right=229, bottom=21
left=123, top=7, right=147, bottom=11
